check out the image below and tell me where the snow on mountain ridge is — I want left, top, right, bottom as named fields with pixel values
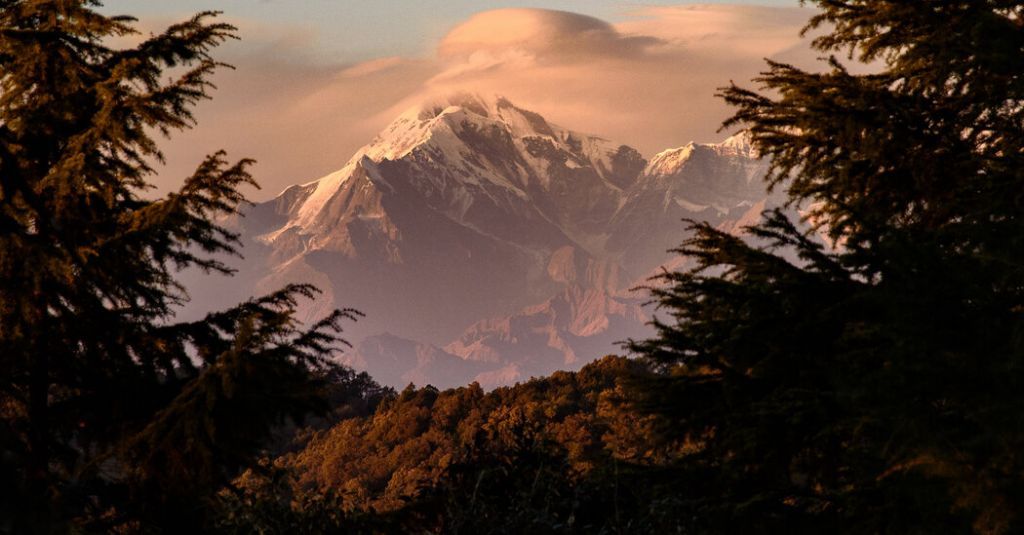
left=644, top=143, right=696, bottom=177
left=216, top=94, right=775, bottom=389
left=261, top=93, right=643, bottom=259
left=642, top=131, right=758, bottom=179
left=717, top=131, right=758, bottom=158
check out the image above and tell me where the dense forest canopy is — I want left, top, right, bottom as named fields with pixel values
left=1, top=0, right=1022, bottom=533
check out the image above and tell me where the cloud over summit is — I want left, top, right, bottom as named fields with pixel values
left=149, top=5, right=818, bottom=199
left=438, top=8, right=660, bottom=60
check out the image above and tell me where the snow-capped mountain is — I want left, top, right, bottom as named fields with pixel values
left=207, top=93, right=773, bottom=388
left=607, top=132, right=776, bottom=275
left=254, top=92, right=643, bottom=260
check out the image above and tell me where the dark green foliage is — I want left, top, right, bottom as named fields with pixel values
left=0, top=1, right=357, bottom=531
left=629, top=1, right=1024, bottom=532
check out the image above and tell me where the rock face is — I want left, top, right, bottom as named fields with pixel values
left=444, top=284, right=648, bottom=377
left=208, top=93, right=775, bottom=388
left=340, top=333, right=490, bottom=390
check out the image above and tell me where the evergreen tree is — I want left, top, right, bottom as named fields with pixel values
left=631, top=1, right=1024, bottom=532
left=0, top=1, right=356, bottom=531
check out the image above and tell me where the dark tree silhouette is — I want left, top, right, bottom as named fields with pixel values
left=630, top=1, right=1024, bottom=533
left=0, top=1, right=356, bottom=531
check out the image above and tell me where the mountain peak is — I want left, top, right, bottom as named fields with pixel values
left=645, top=143, right=696, bottom=177
left=414, top=92, right=499, bottom=120
left=252, top=91, right=649, bottom=271
left=642, top=131, right=758, bottom=178
left=383, top=92, right=561, bottom=146
left=716, top=131, right=758, bottom=158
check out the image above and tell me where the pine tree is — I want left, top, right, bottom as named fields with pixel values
left=631, top=1, right=1024, bottom=532
left=0, top=1, right=356, bottom=531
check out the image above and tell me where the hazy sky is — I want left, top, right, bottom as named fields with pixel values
left=98, top=1, right=817, bottom=200
left=101, top=1, right=802, bottom=60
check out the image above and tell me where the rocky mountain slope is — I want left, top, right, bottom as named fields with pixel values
left=202, top=93, right=775, bottom=388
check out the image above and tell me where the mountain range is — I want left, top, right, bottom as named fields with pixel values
left=187, top=93, right=777, bottom=388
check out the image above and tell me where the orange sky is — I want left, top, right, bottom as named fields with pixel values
left=144, top=5, right=823, bottom=200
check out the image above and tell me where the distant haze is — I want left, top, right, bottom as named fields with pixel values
left=100, top=3, right=816, bottom=200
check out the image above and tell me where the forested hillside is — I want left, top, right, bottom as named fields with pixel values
left=218, top=356, right=687, bottom=533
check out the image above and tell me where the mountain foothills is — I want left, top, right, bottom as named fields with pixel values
left=202, top=93, right=775, bottom=388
